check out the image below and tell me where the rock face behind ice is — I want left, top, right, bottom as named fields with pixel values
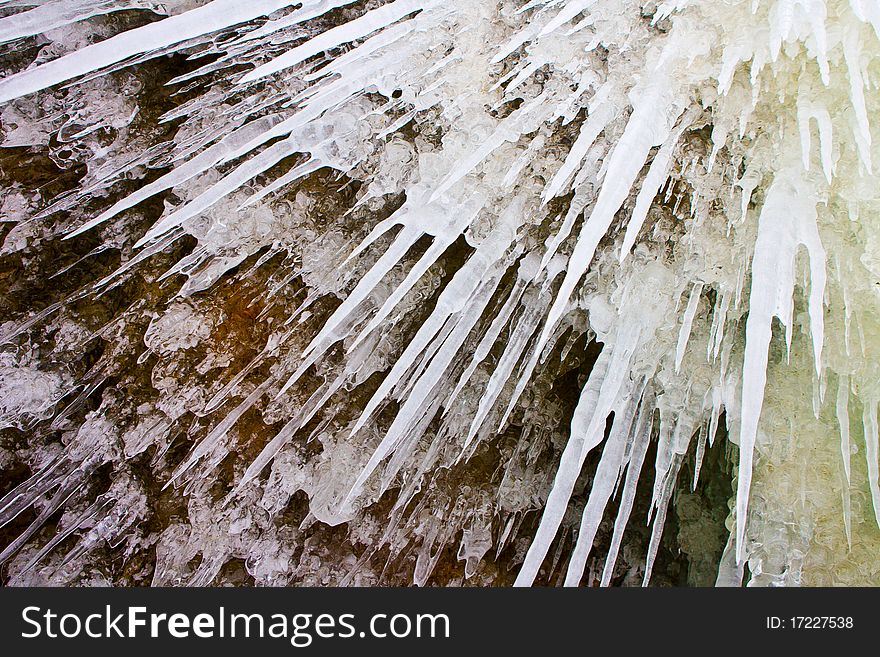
left=0, top=0, right=879, bottom=587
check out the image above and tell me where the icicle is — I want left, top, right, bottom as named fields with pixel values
left=600, top=401, right=652, bottom=586
left=564, top=381, right=645, bottom=586
left=675, top=282, right=703, bottom=373
left=736, top=170, right=826, bottom=562
left=542, top=99, right=615, bottom=203
left=240, top=0, right=439, bottom=84
left=842, top=23, right=873, bottom=173
left=643, top=454, right=682, bottom=586
left=515, top=323, right=641, bottom=586
left=0, top=1, right=304, bottom=103
left=619, top=112, right=693, bottom=262
left=0, top=0, right=151, bottom=43
left=862, top=401, right=880, bottom=527
left=342, top=218, right=518, bottom=510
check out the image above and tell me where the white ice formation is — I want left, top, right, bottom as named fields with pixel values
left=0, top=0, right=879, bottom=586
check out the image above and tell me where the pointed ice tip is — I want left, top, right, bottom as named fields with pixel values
left=133, top=234, right=156, bottom=250
left=237, top=69, right=262, bottom=86
left=65, top=214, right=110, bottom=240
left=735, top=508, right=746, bottom=564
left=276, top=378, right=295, bottom=399
left=336, top=490, right=360, bottom=521
left=427, top=188, right=443, bottom=205
left=220, top=488, right=240, bottom=509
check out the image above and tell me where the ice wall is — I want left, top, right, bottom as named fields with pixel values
left=0, top=0, right=878, bottom=586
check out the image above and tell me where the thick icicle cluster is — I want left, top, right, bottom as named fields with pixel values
left=0, top=0, right=879, bottom=586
